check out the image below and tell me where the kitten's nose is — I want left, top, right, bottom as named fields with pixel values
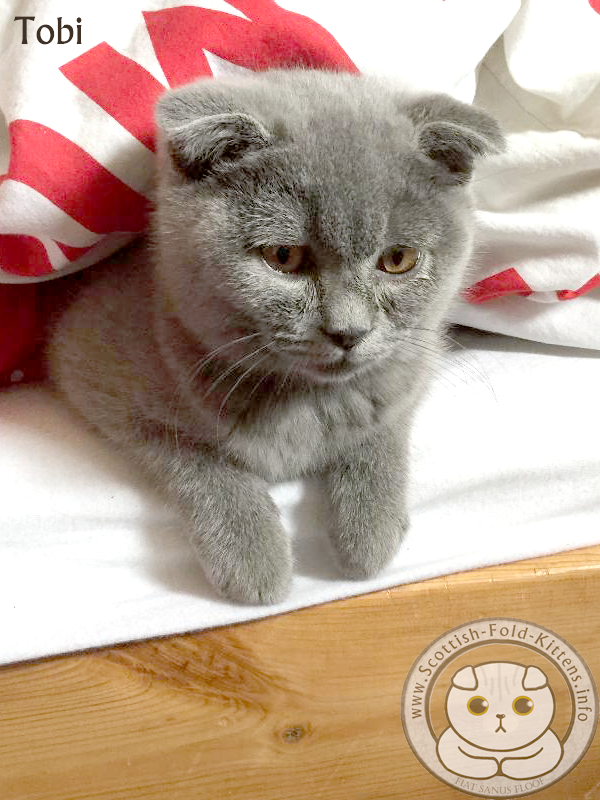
left=321, top=326, right=369, bottom=351
left=496, top=714, right=506, bottom=719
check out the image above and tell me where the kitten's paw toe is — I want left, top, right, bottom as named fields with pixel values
left=218, top=563, right=292, bottom=605
left=207, top=532, right=293, bottom=606
left=335, top=548, right=392, bottom=581
left=332, top=516, right=408, bottom=581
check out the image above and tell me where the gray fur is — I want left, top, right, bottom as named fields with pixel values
left=48, top=69, right=504, bottom=604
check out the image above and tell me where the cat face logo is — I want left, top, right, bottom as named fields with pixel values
left=438, top=662, right=563, bottom=780
left=401, top=618, right=598, bottom=798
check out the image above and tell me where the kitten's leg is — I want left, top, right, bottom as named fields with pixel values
left=136, top=440, right=292, bottom=604
left=325, top=429, right=409, bottom=579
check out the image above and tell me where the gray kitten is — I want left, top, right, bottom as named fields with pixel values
left=49, top=69, right=504, bottom=604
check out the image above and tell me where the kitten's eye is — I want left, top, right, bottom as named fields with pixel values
left=467, top=696, right=489, bottom=716
left=378, top=246, right=421, bottom=275
left=513, top=696, right=534, bottom=716
left=260, top=245, right=305, bottom=273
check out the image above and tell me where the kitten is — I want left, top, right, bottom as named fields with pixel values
left=438, top=662, right=563, bottom=780
left=49, top=69, right=504, bottom=604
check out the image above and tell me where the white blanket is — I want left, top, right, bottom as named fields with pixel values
left=1, top=0, right=599, bottom=350
left=2, top=332, right=599, bottom=666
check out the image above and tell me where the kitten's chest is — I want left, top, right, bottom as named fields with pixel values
left=226, top=384, right=386, bottom=481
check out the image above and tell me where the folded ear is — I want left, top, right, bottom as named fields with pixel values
left=523, top=665, right=548, bottom=690
left=156, top=88, right=272, bottom=180
left=452, top=665, right=478, bottom=690
left=406, top=94, right=505, bottom=185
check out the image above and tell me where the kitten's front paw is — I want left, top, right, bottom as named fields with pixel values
left=326, top=441, right=409, bottom=581
left=199, top=518, right=293, bottom=605
left=331, top=511, right=408, bottom=580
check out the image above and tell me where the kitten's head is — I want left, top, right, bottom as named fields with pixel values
left=445, top=662, right=555, bottom=751
left=153, top=70, right=504, bottom=384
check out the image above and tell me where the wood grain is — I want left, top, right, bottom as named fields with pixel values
left=2, top=547, right=600, bottom=799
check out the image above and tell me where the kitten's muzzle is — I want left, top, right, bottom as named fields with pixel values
left=495, top=714, right=507, bottom=733
left=279, top=326, right=373, bottom=383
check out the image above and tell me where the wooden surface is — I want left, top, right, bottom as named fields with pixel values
left=2, top=547, right=600, bottom=799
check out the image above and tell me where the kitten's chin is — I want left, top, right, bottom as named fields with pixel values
left=293, top=359, right=371, bottom=385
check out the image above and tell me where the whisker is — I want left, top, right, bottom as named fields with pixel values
left=216, top=353, right=271, bottom=444
left=403, top=340, right=496, bottom=401
left=400, top=341, right=471, bottom=399
left=260, top=354, right=311, bottom=421
left=275, top=361, right=295, bottom=399
left=244, top=373, right=271, bottom=407
left=164, top=332, right=263, bottom=452
left=203, top=341, right=274, bottom=399
left=442, top=333, right=497, bottom=401
left=188, top=332, right=262, bottom=384
left=226, top=368, right=277, bottom=439
left=407, top=327, right=496, bottom=399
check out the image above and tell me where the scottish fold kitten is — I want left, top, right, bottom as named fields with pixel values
left=49, top=70, right=504, bottom=604
left=438, top=662, right=563, bottom=780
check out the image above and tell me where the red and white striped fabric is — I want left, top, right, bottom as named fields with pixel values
left=453, top=0, right=600, bottom=349
left=1, top=0, right=599, bottom=384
